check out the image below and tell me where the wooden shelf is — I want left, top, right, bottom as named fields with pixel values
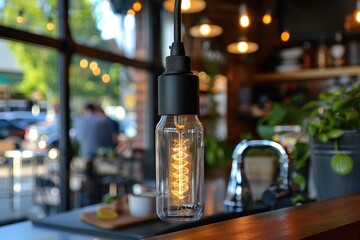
left=254, top=65, right=360, bottom=82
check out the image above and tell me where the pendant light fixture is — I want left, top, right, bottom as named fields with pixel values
left=239, top=3, right=250, bottom=28
left=354, top=0, right=360, bottom=23
left=227, top=1, right=258, bottom=54
left=163, top=0, right=206, bottom=14
left=227, top=36, right=259, bottom=54
left=156, top=0, right=204, bottom=223
left=189, top=18, right=223, bottom=38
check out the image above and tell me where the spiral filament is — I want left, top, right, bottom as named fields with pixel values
left=170, top=137, right=191, bottom=201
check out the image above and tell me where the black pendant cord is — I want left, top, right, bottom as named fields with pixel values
left=171, top=0, right=185, bottom=56
left=174, top=0, right=181, bottom=44
left=158, top=0, right=199, bottom=115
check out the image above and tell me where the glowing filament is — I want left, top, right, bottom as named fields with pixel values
left=170, top=138, right=190, bottom=201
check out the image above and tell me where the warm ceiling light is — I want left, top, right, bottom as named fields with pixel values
left=227, top=37, right=259, bottom=54
left=262, top=13, right=272, bottom=25
left=281, top=31, right=290, bottom=42
left=163, top=0, right=206, bottom=14
left=239, top=3, right=250, bottom=28
left=354, top=0, right=360, bottom=23
left=189, top=19, right=223, bottom=38
left=133, top=2, right=142, bottom=12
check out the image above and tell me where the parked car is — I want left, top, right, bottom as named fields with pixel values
left=21, top=117, right=59, bottom=156
left=0, top=111, right=46, bottom=148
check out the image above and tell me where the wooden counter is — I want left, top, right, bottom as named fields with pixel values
left=146, top=193, right=360, bottom=240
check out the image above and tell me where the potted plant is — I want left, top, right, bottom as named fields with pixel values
left=256, top=102, right=310, bottom=203
left=204, top=135, right=233, bottom=180
left=302, top=83, right=360, bottom=200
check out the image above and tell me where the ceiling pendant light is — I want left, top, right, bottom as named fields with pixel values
left=156, top=0, right=204, bottom=223
left=189, top=19, right=223, bottom=38
left=227, top=36, right=259, bottom=54
left=239, top=3, right=250, bottom=28
left=354, top=0, right=360, bottom=23
left=163, top=0, right=206, bottom=14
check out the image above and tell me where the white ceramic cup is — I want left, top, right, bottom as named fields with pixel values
left=128, top=192, right=156, bottom=217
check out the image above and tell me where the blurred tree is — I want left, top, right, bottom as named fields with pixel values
left=0, top=0, right=121, bottom=105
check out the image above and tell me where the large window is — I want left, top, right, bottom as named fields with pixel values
left=0, top=0, right=159, bottom=223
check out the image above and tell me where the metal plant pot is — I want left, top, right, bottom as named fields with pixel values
left=311, top=131, right=360, bottom=200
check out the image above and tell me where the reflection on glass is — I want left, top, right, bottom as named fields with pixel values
left=0, top=0, right=58, bottom=38
left=0, top=39, right=58, bottom=221
left=70, top=0, right=148, bottom=61
left=70, top=55, right=149, bottom=149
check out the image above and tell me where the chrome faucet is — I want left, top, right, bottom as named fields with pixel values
left=224, top=140, right=291, bottom=212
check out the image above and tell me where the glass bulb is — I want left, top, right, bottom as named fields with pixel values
left=199, top=24, right=211, bottom=36
left=156, top=115, right=204, bottom=223
left=239, top=15, right=250, bottom=28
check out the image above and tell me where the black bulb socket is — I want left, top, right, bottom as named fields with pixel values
left=158, top=42, right=199, bottom=115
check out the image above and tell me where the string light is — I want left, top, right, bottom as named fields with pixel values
left=281, top=31, right=290, bottom=42
left=46, top=17, right=54, bottom=31
left=127, top=9, right=135, bottom=15
left=80, top=59, right=89, bottom=68
left=102, top=73, right=111, bottom=83
left=16, top=10, right=24, bottom=24
left=133, top=2, right=142, bottom=12
left=262, top=13, right=272, bottom=25
left=89, top=61, right=98, bottom=71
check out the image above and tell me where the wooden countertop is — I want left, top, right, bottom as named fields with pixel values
left=146, top=193, right=360, bottom=240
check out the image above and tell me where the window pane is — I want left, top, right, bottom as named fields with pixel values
left=69, top=0, right=149, bottom=61
left=0, top=0, right=58, bottom=38
left=69, top=55, right=149, bottom=205
left=0, top=39, right=58, bottom=220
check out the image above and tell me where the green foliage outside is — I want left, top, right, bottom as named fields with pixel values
left=0, top=0, right=122, bottom=106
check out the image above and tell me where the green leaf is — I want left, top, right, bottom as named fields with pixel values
left=326, top=129, right=344, bottom=139
left=308, top=123, right=318, bottom=136
left=332, top=99, right=347, bottom=111
left=292, top=173, right=306, bottom=191
left=346, top=107, right=359, bottom=121
left=331, top=154, right=353, bottom=175
left=302, top=100, right=319, bottom=110
left=318, top=133, right=328, bottom=142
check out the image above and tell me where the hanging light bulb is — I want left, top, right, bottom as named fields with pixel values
left=354, top=0, right=360, bottom=23
left=239, top=3, right=250, bottom=28
left=262, top=13, right=272, bottom=25
left=156, top=0, right=204, bottom=223
left=163, top=0, right=206, bottom=14
left=189, top=19, right=223, bottom=38
left=16, top=9, right=25, bottom=24
left=227, top=36, right=259, bottom=54
left=281, top=30, right=290, bottom=42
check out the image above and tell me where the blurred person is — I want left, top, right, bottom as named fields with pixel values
left=74, top=102, right=117, bottom=204
left=94, top=105, right=120, bottom=148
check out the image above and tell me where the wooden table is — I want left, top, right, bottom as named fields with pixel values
left=146, top=193, right=360, bottom=240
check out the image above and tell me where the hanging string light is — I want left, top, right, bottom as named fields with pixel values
left=281, top=30, right=290, bottom=42
left=16, top=9, right=25, bottom=24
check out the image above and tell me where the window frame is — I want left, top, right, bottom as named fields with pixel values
left=0, top=0, right=162, bottom=211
